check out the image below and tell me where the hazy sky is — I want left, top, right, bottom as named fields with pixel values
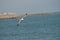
left=0, top=0, right=60, bottom=14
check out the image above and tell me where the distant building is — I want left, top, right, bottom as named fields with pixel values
left=0, top=12, right=16, bottom=15
left=3, top=12, right=8, bottom=15
left=0, top=13, right=2, bottom=15
left=7, top=12, right=16, bottom=15
left=0, top=12, right=3, bottom=15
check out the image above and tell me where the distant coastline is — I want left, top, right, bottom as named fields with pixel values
left=0, top=12, right=60, bottom=20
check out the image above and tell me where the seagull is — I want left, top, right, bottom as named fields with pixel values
left=17, top=13, right=28, bottom=25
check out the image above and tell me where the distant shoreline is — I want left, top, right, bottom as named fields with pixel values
left=0, top=15, right=16, bottom=20
left=0, top=12, right=60, bottom=20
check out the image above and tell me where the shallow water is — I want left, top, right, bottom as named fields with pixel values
left=0, top=14, right=60, bottom=40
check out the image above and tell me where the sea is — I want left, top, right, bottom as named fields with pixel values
left=0, top=13, right=60, bottom=40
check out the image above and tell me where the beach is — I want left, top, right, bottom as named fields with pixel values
left=0, top=15, right=16, bottom=19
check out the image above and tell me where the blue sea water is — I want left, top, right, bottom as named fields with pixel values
left=0, top=13, right=60, bottom=40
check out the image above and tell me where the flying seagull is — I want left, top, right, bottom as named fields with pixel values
left=17, top=13, right=28, bottom=26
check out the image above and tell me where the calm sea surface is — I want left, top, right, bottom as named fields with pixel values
left=0, top=13, right=60, bottom=40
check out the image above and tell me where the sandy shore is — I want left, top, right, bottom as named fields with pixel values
left=0, top=12, right=60, bottom=20
left=0, top=15, right=16, bottom=19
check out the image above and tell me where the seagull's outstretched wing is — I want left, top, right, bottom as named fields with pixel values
left=16, top=14, right=28, bottom=26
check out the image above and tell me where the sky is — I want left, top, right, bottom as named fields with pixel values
left=0, top=0, right=60, bottom=14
